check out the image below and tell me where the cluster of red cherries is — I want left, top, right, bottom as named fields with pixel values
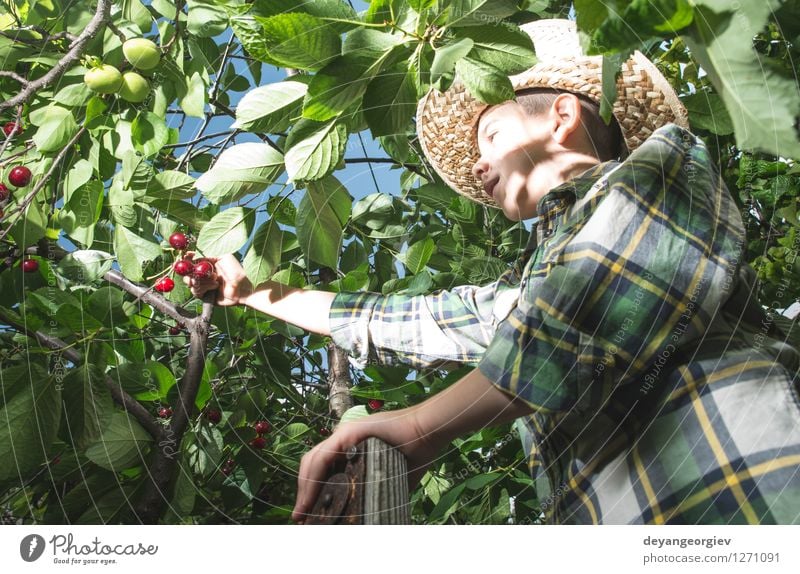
left=249, top=420, right=272, bottom=450
left=152, top=231, right=214, bottom=294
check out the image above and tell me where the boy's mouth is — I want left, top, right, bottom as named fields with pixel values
left=484, top=177, right=499, bottom=198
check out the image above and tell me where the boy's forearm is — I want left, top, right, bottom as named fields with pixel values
left=240, top=280, right=336, bottom=337
left=412, top=367, right=534, bottom=448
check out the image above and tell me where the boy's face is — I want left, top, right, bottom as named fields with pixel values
left=472, top=101, right=554, bottom=221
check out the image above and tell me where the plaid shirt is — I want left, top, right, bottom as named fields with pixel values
left=330, top=124, right=800, bottom=524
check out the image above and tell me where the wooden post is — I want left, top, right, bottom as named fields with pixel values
left=305, top=437, right=410, bottom=524
left=363, top=437, right=410, bottom=524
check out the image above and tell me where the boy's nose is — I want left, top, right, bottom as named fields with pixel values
left=471, top=157, right=489, bottom=181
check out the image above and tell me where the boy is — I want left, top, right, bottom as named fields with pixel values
left=188, top=20, right=800, bottom=524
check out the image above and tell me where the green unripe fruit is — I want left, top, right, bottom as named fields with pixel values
left=84, top=64, right=123, bottom=94
left=122, top=38, right=161, bottom=71
left=118, top=72, right=150, bottom=103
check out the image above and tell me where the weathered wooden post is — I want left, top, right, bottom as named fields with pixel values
left=305, top=437, right=410, bottom=524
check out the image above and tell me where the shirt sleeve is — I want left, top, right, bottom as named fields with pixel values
left=328, top=265, right=523, bottom=370
left=478, top=124, right=747, bottom=413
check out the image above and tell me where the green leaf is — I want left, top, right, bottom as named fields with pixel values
left=453, top=23, right=537, bottom=76
left=681, top=92, right=735, bottom=136
left=410, top=0, right=436, bottom=11
left=54, top=82, right=92, bottom=107
left=232, top=80, right=307, bottom=133
left=87, top=286, right=128, bottom=328
left=428, top=483, right=466, bottom=522
left=9, top=199, right=47, bottom=248
left=352, top=192, right=399, bottom=229
left=284, top=422, right=311, bottom=440
left=131, top=111, right=169, bottom=158
left=303, top=31, right=405, bottom=121
left=145, top=170, right=197, bottom=201
left=58, top=180, right=104, bottom=246
left=296, top=175, right=351, bottom=269
left=402, top=236, right=435, bottom=274
left=63, top=159, right=94, bottom=204
left=243, top=218, right=284, bottom=288
left=363, top=68, right=417, bottom=137
left=121, top=151, right=154, bottom=193
left=150, top=198, right=210, bottom=230
left=431, top=38, right=474, bottom=87
left=32, top=105, right=78, bottom=153
left=0, top=364, right=60, bottom=482
left=187, top=0, right=229, bottom=37
left=196, top=207, right=256, bottom=256
left=600, top=52, right=628, bottom=124
left=56, top=304, right=104, bottom=333
left=592, top=0, right=694, bottom=52
left=455, top=57, right=514, bottom=104
left=574, top=0, right=609, bottom=33
left=684, top=0, right=800, bottom=158
left=57, top=250, right=114, bottom=283
left=113, top=225, right=163, bottom=282
left=85, top=412, right=152, bottom=472
left=339, top=405, right=370, bottom=423
left=109, top=360, right=176, bottom=400
left=194, top=142, right=285, bottom=204
left=446, top=0, right=519, bottom=27
left=284, top=119, right=347, bottom=182
left=181, top=70, right=207, bottom=118
left=254, top=12, right=341, bottom=71
left=59, top=363, right=113, bottom=450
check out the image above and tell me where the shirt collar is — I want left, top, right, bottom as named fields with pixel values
left=535, top=160, right=620, bottom=241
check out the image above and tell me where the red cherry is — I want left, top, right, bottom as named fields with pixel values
left=168, top=325, right=182, bottom=335
left=21, top=258, right=39, bottom=273
left=249, top=436, right=267, bottom=449
left=225, top=458, right=235, bottom=467
left=168, top=232, right=188, bottom=250
left=367, top=399, right=384, bottom=411
left=221, top=466, right=231, bottom=476
left=173, top=259, right=194, bottom=276
left=192, top=260, right=213, bottom=279
left=319, top=427, right=331, bottom=437
left=8, top=166, right=31, bottom=187
left=158, top=406, right=172, bottom=418
left=0, top=183, right=10, bottom=202
left=154, top=276, right=175, bottom=293
left=3, top=122, right=21, bottom=137
left=206, top=408, right=222, bottom=424
left=254, top=420, right=271, bottom=434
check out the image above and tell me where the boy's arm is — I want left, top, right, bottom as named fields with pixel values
left=184, top=253, right=336, bottom=336
left=291, top=366, right=533, bottom=522
left=186, top=253, right=524, bottom=368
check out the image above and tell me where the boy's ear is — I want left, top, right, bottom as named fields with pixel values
left=549, top=93, right=582, bottom=144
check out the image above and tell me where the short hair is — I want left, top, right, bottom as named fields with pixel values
left=514, top=88, right=626, bottom=161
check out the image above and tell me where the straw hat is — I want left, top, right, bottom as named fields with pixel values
left=415, top=19, right=689, bottom=207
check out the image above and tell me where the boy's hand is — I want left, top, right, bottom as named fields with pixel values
left=291, top=407, right=442, bottom=524
left=182, top=253, right=254, bottom=307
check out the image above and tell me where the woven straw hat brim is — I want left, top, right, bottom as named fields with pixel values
left=415, top=20, right=689, bottom=208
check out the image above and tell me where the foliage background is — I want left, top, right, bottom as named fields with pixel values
left=0, top=0, right=799, bottom=524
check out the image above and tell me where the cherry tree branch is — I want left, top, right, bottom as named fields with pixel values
left=103, top=269, right=198, bottom=326
left=135, top=292, right=215, bottom=524
left=0, top=70, right=28, bottom=85
left=0, top=0, right=112, bottom=113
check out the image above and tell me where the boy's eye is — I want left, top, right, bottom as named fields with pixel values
left=487, top=131, right=497, bottom=142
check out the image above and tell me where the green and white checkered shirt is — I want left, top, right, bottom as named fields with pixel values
left=330, top=124, right=800, bottom=524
